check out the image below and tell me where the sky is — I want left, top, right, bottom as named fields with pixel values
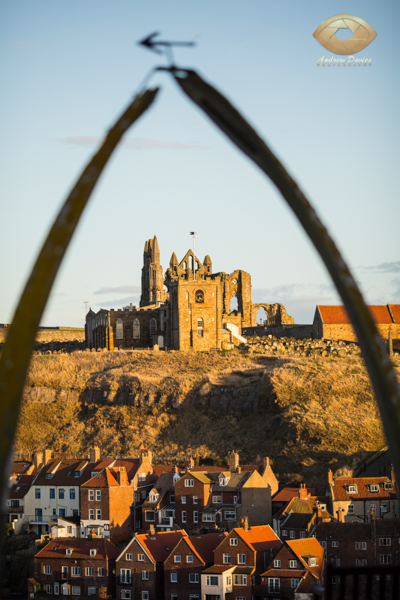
left=0, top=0, right=399, bottom=327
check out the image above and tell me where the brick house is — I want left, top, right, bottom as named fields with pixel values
left=80, top=467, right=134, bottom=542
left=259, top=538, right=324, bottom=598
left=313, top=304, right=400, bottom=341
left=174, top=471, right=213, bottom=532
left=273, top=485, right=331, bottom=539
left=326, top=470, right=398, bottom=523
left=141, top=470, right=178, bottom=532
left=272, top=487, right=315, bottom=516
left=164, top=532, right=227, bottom=600
left=210, top=520, right=282, bottom=599
left=34, top=537, right=119, bottom=598
left=115, top=528, right=187, bottom=600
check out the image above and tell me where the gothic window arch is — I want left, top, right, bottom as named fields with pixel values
left=116, top=319, right=123, bottom=340
left=150, top=318, right=157, bottom=337
left=195, top=290, right=204, bottom=304
left=133, top=318, right=140, bottom=339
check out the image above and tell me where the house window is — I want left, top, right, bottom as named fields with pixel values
left=381, top=503, right=389, bottom=513
left=309, top=557, right=317, bottom=566
left=370, top=484, right=379, bottom=492
left=268, top=578, right=280, bottom=593
left=67, top=526, right=72, bottom=534
left=171, top=573, right=178, bottom=583
left=96, top=490, right=101, bottom=501
left=50, top=488, right=55, bottom=499
left=300, top=531, right=306, bottom=538
left=59, top=508, right=66, bottom=518
left=356, top=559, right=367, bottom=566
left=170, top=495, right=175, bottom=503
left=174, top=555, right=181, bottom=563
left=193, top=511, right=198, bottom=523
left=120, top=569, right=131, bottom=584
left=126, top=553, right=132, bottom=561
left=182, top=496, right=186, bottom=504
left=187, top=555, right=194, bottom=563
left=96, top=509, right=102, bottom=520
left=116, top=319, right=123, bottom=340
left=59, top=489, right=65, bottom=500
left=224, top=511, right=236, bottom=520
left=282, top=530, right=287, bottom=536
left=133, top=319, right=140, bottom=339
left=206, top=576, right=219, bottom=586
left=213, top=495, right=222, bottom=503
left=202, top=513, right=215, bottom=522
left=348, top=505, right=354, bottom=514
left=142, top=593, right=149, bottom=600
left=355, top=542, right=367, bottom=550
left=86, top=567, right=95, bottom=576
left=182, top=511, right=186, bottom=523
left=238, top=554, right=246, bottom=564
left=90, top=549, right=97, bottom=557
left=138, top=554, right=145, bottom=561
left=54, top=583, right=59, bottom=595
left=290, top=530, right=295, bottom=539
left=193, top=496, right=198, bottom=504
left=185, top=479, right=194, bottom=487
left=121, top=592, right=131, bottom=600
left=70, top=489, right=75, bottom=500
left=141, top=491, right=146, bottom=499
left=197, top=318, right=204, bottom=336
left=71, top=587, right=81, bottom=596
left=89, top=490, right=94, bottom=501
left=291, top=578, right=300, bottom=588
left=189, top=596, right=199, bottom=600
left=379, top=538, right=391, bottom=546
left=89, top=509, right=95, bottom=519
left=72, top=566, right=81, bottom=577
left=234, top=574, right=247, bottom=585
left=223, top=553, right=231, bottom=563
left=290, top=560, right=297, bottom=568
left=189, top=573, right=199, bottom=583
left=380, top=554, right=392, bottom=564
left=44, top=565, right=52, bottom=574
left=274, top=559, right=281, bottom=568
left=138, top=473, right=146, bottom=482
left=233, top=496, right=238, bottom=503
left=88, top=588, right=96, bottom=597
left=332, top=541, right=339, bottom=547
left=321, top=541, right=327, bottom=549
left=62, top=567, right=68, bottom=579
left=35, top=489, right=41, bottom=499
left=384, top=482, right=393, bottom=490
left=44, top=585, right=52, bottom=594
left=66, top=548, right=72, bottom=556
left=230, top=538, right=238, bottom=546
left=142, top=571, right=149, bottom=580
left=98, top=568, right=105, bottom=576
left=145, top=511, right=155, bottom=522
left=348, top=485, right=357, bottom=493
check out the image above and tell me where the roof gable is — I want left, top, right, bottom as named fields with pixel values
left=81, top=468, right=119, bottom=488
left=317, top=304, right=396, bottom=325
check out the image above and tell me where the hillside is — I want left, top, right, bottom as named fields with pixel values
left=15, top=350, right=400, bottom=488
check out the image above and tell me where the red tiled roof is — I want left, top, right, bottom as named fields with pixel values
left=81, top=468, right=119, bottom=488
left=113, top=459, right=139, bottom=480
left=33, top=459, right=101, bottom=487
left=35, top=537, right=119, bottom=560
left=203, top=565, right=233, bottom=573
left=272, top=488, right=315, bottom=503
left=388, top=304, right=400, bottom=323
left=10, top=462, right=31, bottom=476
left=287, top=538, right=324, bottom=579
left=136, top=530, right=187, bottom=563
left=152, top=466, right=179, bottom=477
left=262, top=568, right=305, bottom=578
left=317, top=305, right=395, bottom=324
left=186, top=533, right=227, bottom=564
left=236, top=525, right=281, bottom=552
left=9, top=481, right=31, bottom=499
left=331, top=477, right=396, bottom=501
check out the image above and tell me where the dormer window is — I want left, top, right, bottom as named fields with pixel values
left=219, top=474, right=230, bottom=487
left=45, top=473, right=52, bottom=479
left=90, top=549, right=97, bottom=557
left=384, top=482, right=393, bottom=491
left=66, top=548, right=72, bottom=556
left=348, top=485, right=357, bottom=493
left=370, top=484, right=379, bottom=492
left=308, top=557, right=317, bottom=566
left=74, top=471, right=81, bottom=478
left=149, top=492, right=160, bottom=503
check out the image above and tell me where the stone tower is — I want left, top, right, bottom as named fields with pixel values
left=140, top=236, right=164, bottom=307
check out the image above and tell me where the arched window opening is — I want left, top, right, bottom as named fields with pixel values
left=233, top=278, right=238, bottom=284
left=150, top=318, right=157, bottom=337
left=195, top=290, right=204, bottom=304
left=256, top=307, right=268, bottom=325
left=116, top=319, right=123, bottom=340
left=190, top=255, right=194, bottom=271
left=158, top=335, right=164, bottom=349
left=183, top=261, right=187, bottom=271
left=196, top=261, right=200, bottom=270
left=133, top=318, right=140, bottom=339
left=230, top=295, right=238, bottom=312
left=197, top=318, right=204, bottom=337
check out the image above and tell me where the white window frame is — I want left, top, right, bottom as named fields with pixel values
left=138, top=554, right=145, bottom=561
left=348, top=504, right=355, bottom=514
left=185, top=479, right=194, bottom=487
left=233, top=574, right=247, bottom=586
left=193, top=511, right=198, bottom=523
left=186, top=555, right=194, bottom=563
left=290, top=560, right=297, bottom=568
left=174, top=555, right=181, bottom=563
left=96, top=490, right=101, bottom=501
left=189, top=573, right=199, bottom=583
left=142, top=571, right=149, bottom=580
left=89, top=490, right=94, bottom=501
left=170, top=573, right=178, bottom=583
left=71, top=566, right=81, bottom=577
left=237, top=554, right=246, bottom=564
left=85, top=567, right=95, bottom=576
left=223, top=553, right=231, bottom=564
left=182, top=510, right=186, bottom=523
left=379, top=538, right=391, bottom=546
left=230, top=537, right=238, bottom=546
left=44, top=565, right=52, bottom=575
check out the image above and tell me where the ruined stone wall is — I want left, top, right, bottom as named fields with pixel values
left=251, top=303, right=295, bottom=327
left=0, top=328, right=85, bottom=344
left=243, top=324, right=314, bottom=339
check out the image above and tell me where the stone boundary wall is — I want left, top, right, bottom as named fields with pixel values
left=243, top=324, right=314, bottom=339
left=0, top=327, right=85, bottom=344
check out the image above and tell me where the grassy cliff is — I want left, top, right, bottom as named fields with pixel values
left=15, top=350, right=400, bottom=488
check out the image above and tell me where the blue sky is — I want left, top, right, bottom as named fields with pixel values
left=0, top=1, right=399, bottom=326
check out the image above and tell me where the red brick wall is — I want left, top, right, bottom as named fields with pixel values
left=116, top=539, right=159, bottom=600
left=175, top=475, right=211, bottom=530
left=164, top=538, right=204, bottom=600
left=214, top=531, right=255, bottom=568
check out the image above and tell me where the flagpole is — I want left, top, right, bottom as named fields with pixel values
left=190, top=232, right=197, bottom=280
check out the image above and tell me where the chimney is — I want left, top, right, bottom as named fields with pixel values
left=141, top=449, right=153, bottom=465
left=149, top=524, right=155, bottom=536
left=44, top=449, right=52, bottom=464
left=237, top=466, right=242, bottom=474
left=229, top=450, right=239, bottom=472
left=90, top=446, right=100, bottom=463
left=185, top=456, right=195, bottom=470
left=328, top=469, right=333, bottom=484
left=173, top=465, right=179, bottom=474
left=115, top=467, right=128, bottom=487
left=299, top=484, right=308, bottom=499
left=337, top=508, right=344, bottom=523
left=240, top=516, right=249, bottom=531
left=263, top=457, right=270, bottom=468
left=33, top=451, right=43, bottom=470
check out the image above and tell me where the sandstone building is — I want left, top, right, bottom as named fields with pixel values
left=85, top=236, right=294, bottom=351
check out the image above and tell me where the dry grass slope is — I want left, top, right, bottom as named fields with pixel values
left=15, top=350, right=400, bottom=488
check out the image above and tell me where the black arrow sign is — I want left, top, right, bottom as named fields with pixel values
left=138, top=31, right=196, bottom=55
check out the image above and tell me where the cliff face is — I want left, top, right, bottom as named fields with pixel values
left=15, top=350, right=399, bottom=486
